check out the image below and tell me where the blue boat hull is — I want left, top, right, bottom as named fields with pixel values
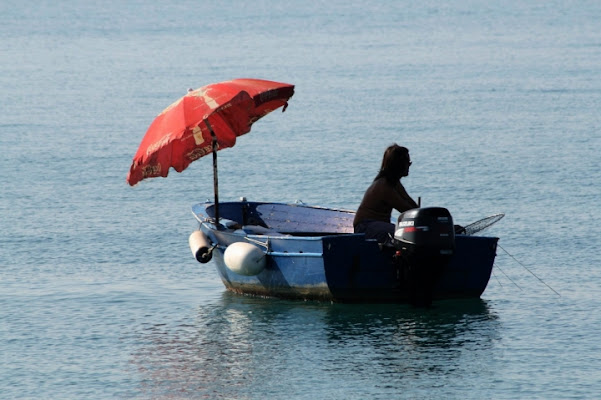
left=192, top=201, right=498, bottom=303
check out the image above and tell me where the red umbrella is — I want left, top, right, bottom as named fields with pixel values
left=126, top=78, right=295, bottom=221
left=127, top=78, right=294, bottom=186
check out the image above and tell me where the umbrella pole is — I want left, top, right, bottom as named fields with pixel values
left=206, top=120, right=220, bottom=226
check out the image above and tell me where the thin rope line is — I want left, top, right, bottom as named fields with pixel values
left=498, top=244, right=561, bottom=296
left=491, top=268, right=503, bottom=288
left=494, top=263, right=521, bottom=290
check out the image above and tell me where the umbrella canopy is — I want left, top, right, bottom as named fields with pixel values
left=126, top=78, right=295, bottom=186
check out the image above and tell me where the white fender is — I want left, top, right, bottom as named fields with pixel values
left=189, top=230, right=212, bottom=263
left=224, top=242, right=266, bottom=276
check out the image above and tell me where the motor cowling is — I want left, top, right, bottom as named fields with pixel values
left=393, top=207, right=455, bottom=255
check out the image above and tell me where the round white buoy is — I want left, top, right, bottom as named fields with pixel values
left=189, top=230, right=212, bottom=263
left=224, top=242, right=266, bottom=276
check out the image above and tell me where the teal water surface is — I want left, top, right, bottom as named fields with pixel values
left=2, top=1, right=601, bottom=398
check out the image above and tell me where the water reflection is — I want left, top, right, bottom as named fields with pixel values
left=130, top=294, right=500, bottom=398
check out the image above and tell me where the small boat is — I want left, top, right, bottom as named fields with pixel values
left=190, top=200, right=500, bottom=305
left=124, top=78, right=501, bottom=305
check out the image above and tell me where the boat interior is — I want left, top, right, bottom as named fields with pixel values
left=201, top=202, right=356, bottom=237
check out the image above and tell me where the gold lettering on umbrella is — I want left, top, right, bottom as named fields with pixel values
left=142, top=164, right=161, bottom=178
left=191, top=125, right=205, bottom=146
left=187, top=144, right=213, bottom=161
left=189, top=87, right=219, bottom=113
left=146, top=134, right=172, bottom=156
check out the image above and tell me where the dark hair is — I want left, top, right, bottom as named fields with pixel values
left=375, top=144, right=410, bottom=184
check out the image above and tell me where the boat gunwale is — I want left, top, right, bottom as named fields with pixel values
left=193, top=201, right=499, bottom=241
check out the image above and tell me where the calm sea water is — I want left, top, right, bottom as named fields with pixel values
left=2, top=1, right=601, bottom=398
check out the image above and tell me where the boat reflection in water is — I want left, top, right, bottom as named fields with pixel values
left=130, top=293, right=500, bottom=398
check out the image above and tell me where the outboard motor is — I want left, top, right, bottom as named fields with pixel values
left=393, top=207, right=455, bottom=306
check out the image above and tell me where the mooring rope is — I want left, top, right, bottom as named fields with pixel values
left=498, top=244, right=561, bottom=296
left=494, top=263, right=522, bottom=290
left=491, top=268, right=503, bottom=287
